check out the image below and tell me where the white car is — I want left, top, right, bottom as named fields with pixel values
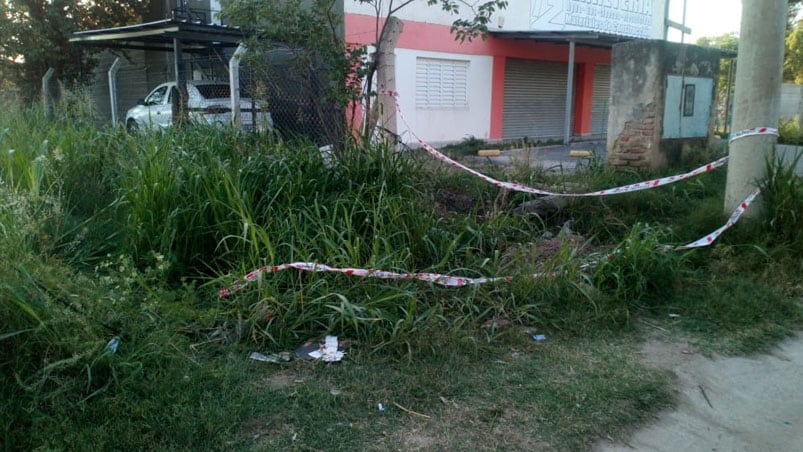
left=125, top=80, right=271, bottom=132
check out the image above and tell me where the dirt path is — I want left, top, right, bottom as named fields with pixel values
left=595, top=335, right=803, bottom=451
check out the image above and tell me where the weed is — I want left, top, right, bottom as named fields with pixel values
left=593, top=223, right=687, bottom=310
left=439, top=135, right=489, bottom=156
left=757, top=148, right=803, bottom=250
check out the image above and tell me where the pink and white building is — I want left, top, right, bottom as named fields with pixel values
left=343, top=0, right=669, bottom=144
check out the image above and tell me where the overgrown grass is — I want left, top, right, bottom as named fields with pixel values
left=2, top=98, right=802, bottom=450
left=758, top=148, right=803, bottom=249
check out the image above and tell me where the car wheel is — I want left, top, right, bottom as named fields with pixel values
left=126, top=119, right=139, bottom=134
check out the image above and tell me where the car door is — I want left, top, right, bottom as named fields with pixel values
left=142, top=84, right=172, bottom=128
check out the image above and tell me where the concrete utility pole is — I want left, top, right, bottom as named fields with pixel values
left=724, top=0, right=787, bottom=215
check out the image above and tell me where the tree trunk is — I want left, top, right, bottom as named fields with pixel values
left=366, top=16, right=403, bottom=144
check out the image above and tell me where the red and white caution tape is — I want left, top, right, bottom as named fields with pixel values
left=418, top=138, right=728, bottom=197
left=675, top=187, right=761, bottom=249
left=219, top=187, right=760, bottom=297
left=729, top=127, right=779, bottom=142
left=385, top=90, right=780, bottom=198
left=218, top=91, right=775, bottom=297
left=219, top=262, right=518, bottom=298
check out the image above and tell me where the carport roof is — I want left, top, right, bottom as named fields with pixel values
left=491, top=30, right=738, bottom=57
left=69, top=19, right=247, bottom=52
left=490, top=30, right=641, bottom=49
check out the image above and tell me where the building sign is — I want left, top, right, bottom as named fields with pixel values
left=530, top=0, right=654, bottom=38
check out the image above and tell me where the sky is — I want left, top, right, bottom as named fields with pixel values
left=665, top=0, right=742, bottom=43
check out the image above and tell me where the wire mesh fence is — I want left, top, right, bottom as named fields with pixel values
left=41, top=44, right=345, bottom=146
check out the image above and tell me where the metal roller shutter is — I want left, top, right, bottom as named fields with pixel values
left=502, top=59, right=568, bottom=139
left=590, top=64, right=611, bottom=135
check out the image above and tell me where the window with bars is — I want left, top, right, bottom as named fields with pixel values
left=415, top=57, right=469, bottom=109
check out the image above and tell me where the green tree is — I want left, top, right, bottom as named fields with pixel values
left=696, top=33, right=738, bottom=131
left=785, top=0, right=803, bottom=83
left=0, top=0, right=149, bottom=100
left=785, top=22, right=803, bottom=83
left=222, top=0, right=507, bottom=143
left=695, top=32, right=738, bottom=88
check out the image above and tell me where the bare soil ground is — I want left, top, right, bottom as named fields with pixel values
left=595, top=334, right=803, bottom=451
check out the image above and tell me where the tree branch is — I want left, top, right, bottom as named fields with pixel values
left=390, top=0, right=416, bottom=15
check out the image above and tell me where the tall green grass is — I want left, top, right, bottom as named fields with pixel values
left=3, top=95, right=803, bottom=449
left=758, top=148, right=803, bottom=250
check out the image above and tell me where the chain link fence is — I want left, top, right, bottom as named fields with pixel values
left=42, top=44, right=344, bottom=146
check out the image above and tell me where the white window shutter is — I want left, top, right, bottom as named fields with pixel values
left=415, top=58, right=469, bottom=109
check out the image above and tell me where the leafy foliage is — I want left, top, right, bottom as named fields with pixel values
left=0, top=0, right=149, bottom=100
left=222, top=0, right=362, bottom=145
left=695, top=33, right=738, bottom=131
left=785, top=24, right=803, bottom=84
left=698, top=3, right=803, bottom=84
left=221, top=0, right=508, bottom=142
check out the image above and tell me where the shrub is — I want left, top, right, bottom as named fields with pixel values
left=778, top=117, right=803, bottom=146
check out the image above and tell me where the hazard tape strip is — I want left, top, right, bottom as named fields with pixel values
left=418, top=138, right=728, bottom=197
left=218, top=90, right=776, bottom=297
left=219, top=263, right=520, bottom=298
left=384, top=90, right=778, bottom=198
left=674, top=188, right=761, bottom=249
left=729, top=127, right=779, bottom=142
left=219, top=186, right=761, bottom=298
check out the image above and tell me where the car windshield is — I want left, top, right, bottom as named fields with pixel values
left=195, top=84, right=230, bottom=99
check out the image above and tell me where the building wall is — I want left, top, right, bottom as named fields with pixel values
left=344, top=0, right=486, bottom=26
left=606, top=40, right=721, bottom=169
left=345, top=0, right=668, bottom=39
left=523, top=0, right=666, bottom=39
left=780, top=83, right=803, bottom=121
left=777, top=144, right=803, bottom=176
left=345, top=12, right=611, bottom=143
left=395, top=49, right=493, bottom=142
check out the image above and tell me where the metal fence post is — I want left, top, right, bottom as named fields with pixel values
left=108, top=58, right=122, bottom=125
left=42, top=68, right=55, bottom=117
left=229, top=43, right=247, bottom=129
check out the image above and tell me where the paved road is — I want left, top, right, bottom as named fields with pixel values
left=595, top=335, right=803, bottom=452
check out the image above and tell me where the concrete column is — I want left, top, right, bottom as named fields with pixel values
left=563, top=40, right=575, bottom=144
left=724, top=0, right=787, bottom=215
left=574, top=63, right=596, bottom=136
left=489, top=56, right=506, bottom=139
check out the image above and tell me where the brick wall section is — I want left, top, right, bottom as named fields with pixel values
left=609, top=106, right=659, bottom=168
